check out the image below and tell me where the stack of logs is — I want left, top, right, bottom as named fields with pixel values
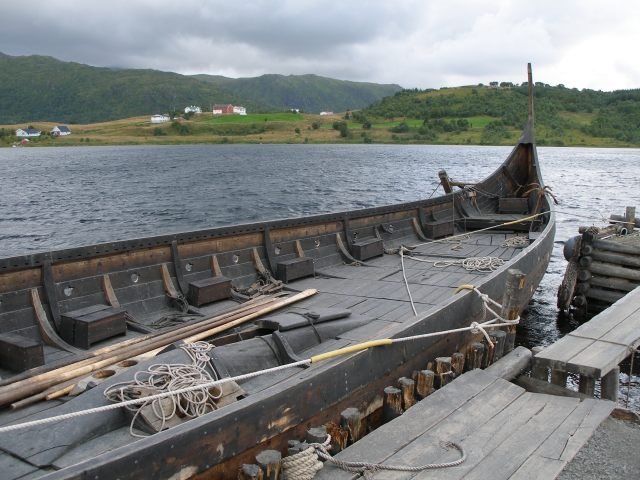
left=238, top=331, right=509, bottom=479
left=558, top=206, right=640, bottom=319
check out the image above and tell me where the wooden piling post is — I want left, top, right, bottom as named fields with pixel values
left=489, top=330, right=507, bottom=363
left=255, top=450, right=281, bottom=480
left=601, top=367, right=620, bottom=402
left=578, top=375, right=595, bottom=397
left=451, top=352, right=465, bottom=377
left=550, top=369, right=568, bottom=387
left=306, top=426, right=327, bottom=444
left=466, top=342, right=485, bottom=371
left=239, top=464, right=264, bottom=480
left=416, top=369, right=434, bottom=399
left=482, top=339, right=494, bottom=368
left=626, top=206, right=636, bottom=232
left=287, top=440, right=305, bottom=456
left=397, top=377, right=416, bottom=409
left=383, top=386, right=403, bottom=421
left=500, top=269, right=527, bottom=354
left=436, top=357, right=452, bottom=387
left=340, top=407, right=365, bottom=444
left=531, top=346, right=548, bottom=381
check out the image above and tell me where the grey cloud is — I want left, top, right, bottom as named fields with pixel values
left=0, top=0, right=637, bottom=90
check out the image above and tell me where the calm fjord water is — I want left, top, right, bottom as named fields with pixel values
left=2, top=143, right=640, bottom=354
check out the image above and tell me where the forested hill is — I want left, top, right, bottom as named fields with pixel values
left=361, top=83, right=640, bottom=146
left=0, top=53, right=401, bottom=124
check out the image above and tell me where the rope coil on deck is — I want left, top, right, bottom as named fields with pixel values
left=281, top=434, right=466, bottom=478
left=104, top=342, right=222, bottom=437
left=0, top=285, right=518, bottom=434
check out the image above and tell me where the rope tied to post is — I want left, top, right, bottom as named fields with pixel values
left=0, top=286, right=520, bottom=435
left=281, top=434, right=466, bottom=478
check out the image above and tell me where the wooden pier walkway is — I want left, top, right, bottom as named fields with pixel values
left=315, top=368, right=615, bottom=480
left=533, top=286, right=640, bottom=399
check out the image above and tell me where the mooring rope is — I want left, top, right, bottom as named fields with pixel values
left=281, top=434, right=466, bottom=478
left=399, top=247, right=418, bottom=316
left=0, top=286, right=517, bottom=434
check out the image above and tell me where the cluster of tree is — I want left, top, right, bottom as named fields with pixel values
left=332, top=121, right=349, bottom=137
left=362, top=84, right=640, bottom=145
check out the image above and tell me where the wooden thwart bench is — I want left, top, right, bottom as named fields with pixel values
left=532, top=286, right=640, bottom=400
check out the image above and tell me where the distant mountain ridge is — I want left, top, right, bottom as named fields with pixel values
left=0, top=53, right=402, bottom=124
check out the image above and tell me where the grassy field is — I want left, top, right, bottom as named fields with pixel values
left=0, top=111, right=634, bottom=148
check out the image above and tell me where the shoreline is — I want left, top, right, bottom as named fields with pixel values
left=2, top=112, right=637, bottom=149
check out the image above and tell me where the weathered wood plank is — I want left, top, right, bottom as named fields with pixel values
left=533, top=336, right=594, bottom=371
left=411, top=393, right=563, bottom=480
left=315, top=369, right=498, bottom=474
left=365, top=380, right=526, bottom=480
left=458, top=395, right=581, bottom=480
left=534, top=398, right=614, bottom=463
left=565, top=341, right=629, bottom=378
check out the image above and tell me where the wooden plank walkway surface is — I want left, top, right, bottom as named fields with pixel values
left=532, top=286, right=640, bottom=398
left=315, top=369, right=615, bottom=480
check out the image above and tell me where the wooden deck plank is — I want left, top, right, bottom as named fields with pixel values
left=337, top=320, right=397, bottom=342
left=315, top=369, right=498, bottom=475
left=459, top=395, right=582, bottom=480
left=534, top=336, right=594, bottom=371
left=366, top=379, right=526, bottom=480
left=598, top=311, right=640, bottom=345
left=565, top=341, right=629, bottom=377
left=533, top=398, right=615, bottom=462
left=509, top=455, right=566, bottom=480
left=411, top=392, right=554, bottom=480
left=569, top=289, right=640, bottom=339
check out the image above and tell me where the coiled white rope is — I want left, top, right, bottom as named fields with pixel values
left=281, top=445, right=325, bottom=479
left=104, top=342, right=222, bottom=437
left=281, top=434, right=466, bottom=478
left=502, top=235, right=530, bottom=248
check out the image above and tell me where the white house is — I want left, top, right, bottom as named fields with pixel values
left=232, top=106, right=247, bottom=115
left=319, top=111, right=334, bottom=116
left=15, top=128, right=41, bottom=137
left=150, top=114, right=170, bottom=124
left=51, top=125, right=71, bottom=136
left=184, top=106, right=202, bottom=114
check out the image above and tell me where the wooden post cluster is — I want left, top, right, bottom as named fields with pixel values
left=238, top=449, right=282, bottom=480
left=559, top=206, right=639, bottom=320
left=500, top=269, right=526, bottom=353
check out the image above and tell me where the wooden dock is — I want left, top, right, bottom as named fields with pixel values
left=533, top=285, right=640, bottom=399
left=315, top=368, right=615, bottom=479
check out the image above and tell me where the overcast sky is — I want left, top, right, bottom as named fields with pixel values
left=1, top=0, right=637, bottom=91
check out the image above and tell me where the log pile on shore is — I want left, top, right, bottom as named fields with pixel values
left=558, top=206, right=640, bottom=319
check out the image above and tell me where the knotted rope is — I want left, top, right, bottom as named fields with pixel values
left=104, top=341, right=221, bottom=437
left=0, top=286, right=519, bottom=435
left=282, top=435, right=466, bottom=478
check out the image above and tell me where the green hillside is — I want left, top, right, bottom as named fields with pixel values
left=194, top=73, right=401, bottom=115
left=360, top=83, right=640, bottom=146
left=0, top=53, right=402, bottom=124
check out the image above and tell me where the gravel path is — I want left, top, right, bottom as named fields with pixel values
left=558, top=414, right=640, bottom=479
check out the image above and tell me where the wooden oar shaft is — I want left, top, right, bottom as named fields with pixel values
left=0, top=290, right=316, bottom=408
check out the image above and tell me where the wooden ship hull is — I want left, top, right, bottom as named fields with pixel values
left=0, top=67, right=555, bottom=479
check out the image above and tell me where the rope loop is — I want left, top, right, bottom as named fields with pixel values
left=296, top=434, right=466, bottom=475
